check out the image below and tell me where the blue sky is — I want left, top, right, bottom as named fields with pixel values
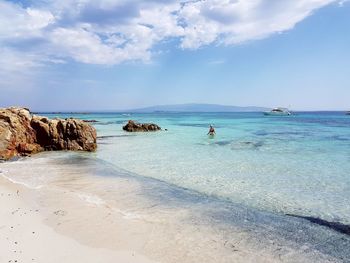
left=0, top=0, right=349, bottom=111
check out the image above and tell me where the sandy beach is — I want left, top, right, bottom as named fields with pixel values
left=0, top=177, right=158, bottom=263
left=1, top=153, right=347, bottom=263
left=0, top=166, right=273, bottom=263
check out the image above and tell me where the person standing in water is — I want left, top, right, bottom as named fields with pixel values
left=207, top=125, right=216, bottom=136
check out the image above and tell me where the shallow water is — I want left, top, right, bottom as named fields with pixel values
left=29, top=111, right=350, bottom=225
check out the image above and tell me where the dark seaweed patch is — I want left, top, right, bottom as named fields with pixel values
left=241, top=141, right=263, bottom=148
left=253, top=141, right=264, bottom=148
left=230, top=141, right=264, bottom=150
left=257, top=131, right=309, bottom=136
left=194, top=143, right=207, bottom=146
left=286, top=214, right=350, bottom=236
left=254, top=130, right=268, bottom=136
left=214, top=140, right=232, bottom=146
left=328, top=136, right=350, bottom=141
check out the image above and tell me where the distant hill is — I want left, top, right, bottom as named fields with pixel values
left=129, top=104, right=270, bottom=113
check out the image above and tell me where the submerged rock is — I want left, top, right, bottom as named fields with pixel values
left=0, top=107, right=97, bottom=160
left=123, top=120, right=161, bottom=132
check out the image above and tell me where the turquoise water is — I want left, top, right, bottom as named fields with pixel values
left=45, top=112, right=350, bottom=224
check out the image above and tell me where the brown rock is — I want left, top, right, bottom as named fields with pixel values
left=123, top=120, right=161, bottom=132
left=0, top=107, right=39, bottom=160
left=31, top=116, right=51, bottom=146
left=0, top=107, right=97, bottom=160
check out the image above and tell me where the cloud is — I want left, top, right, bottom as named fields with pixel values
left=0, top=0, right=344, bottom=68
left=0, top=1, right=54, bottom=39
left=0, top=47, right=41, bottom=92
left=179, top=0, right=339, bottom=48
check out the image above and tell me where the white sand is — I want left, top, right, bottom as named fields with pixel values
left=0, top=179, right=157, bottom=263
left=0, top=172, right=280, bottom=263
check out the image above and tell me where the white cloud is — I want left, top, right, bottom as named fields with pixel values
left=179, top=0, right=339, bottom=48
left=0, top=48, right=41, bottom=70
left=0, top=47, right=42, bottom=91
left=49, top=27, right=123, bottom=64
left=0, top=1, right=54, bottom=39
left=0, top=0, right=344, bottom=67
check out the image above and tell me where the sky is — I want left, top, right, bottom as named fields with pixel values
left=0, top=0, right=349, bottom=111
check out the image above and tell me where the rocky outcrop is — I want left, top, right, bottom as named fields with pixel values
left=0, top=107, right=97, bottom=160
left=123, top=120, right=161, bottom=132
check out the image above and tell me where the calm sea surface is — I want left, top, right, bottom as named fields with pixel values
left=44, top=111, right=350, bottom=224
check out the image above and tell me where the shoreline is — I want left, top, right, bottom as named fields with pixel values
left=1, top=152, right=349, bottom=262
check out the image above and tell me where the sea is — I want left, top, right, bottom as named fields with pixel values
left=1, top=111, right=350, bottom=262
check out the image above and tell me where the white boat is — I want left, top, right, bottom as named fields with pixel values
left=264, top=108, right=291, bottom=116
